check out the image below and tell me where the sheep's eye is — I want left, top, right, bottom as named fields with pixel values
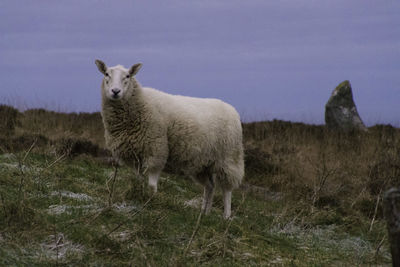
left=125, top=75, right=130, bottom=79
left=105, top=73, right=110, bottom=77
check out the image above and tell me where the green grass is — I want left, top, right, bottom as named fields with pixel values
left=0, top=152, right=392, bottom=266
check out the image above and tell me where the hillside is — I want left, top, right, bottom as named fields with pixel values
left=1, top=105, right=398, bottom=265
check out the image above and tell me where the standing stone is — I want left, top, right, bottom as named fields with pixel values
left=325, top=80, right=367, bottom=131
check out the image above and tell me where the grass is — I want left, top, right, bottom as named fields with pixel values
left=0, top=105, right=397, bottom=265
left=0, top=153, right=391, bottom=266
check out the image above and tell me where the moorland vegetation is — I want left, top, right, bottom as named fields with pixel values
left=0, top=104, right=398, bottom=265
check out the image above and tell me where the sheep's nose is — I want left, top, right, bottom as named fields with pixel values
left=111, top=88, right=121, bottom=95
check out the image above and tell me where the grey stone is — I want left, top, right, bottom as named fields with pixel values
left=325, top=80, right=367, bottom=131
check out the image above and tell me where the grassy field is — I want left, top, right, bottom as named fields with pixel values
left=0, top=105, right=398, bottom=266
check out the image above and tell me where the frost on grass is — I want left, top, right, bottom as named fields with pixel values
left=47, top=205, right=68, bottom=215
left=112, top=202, right=137, bottom=213
left=50, top=191, right=93, bottom=202
left=184, top=197, right=202, bottom=209
left=3, top=233, right=85, bottom=264
left=39, top=233, right=84, bottom=261
left=47, top=204, right=100, bottom=215
left=110, top=230, right=133, bottom=242
left=270, top=256, right=284, bottom=265
left=47, top=191, right=98, bottom=215
left=0, top=162, right=29, bottom=171
left=270, top=223, right=390, bottom=260
left=0, top=154, right=25, bottom=170
left=0, top=153, right=16, bottom=160
left=47, top=201, right=137, bottom=216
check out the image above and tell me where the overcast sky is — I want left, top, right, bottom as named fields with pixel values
left=1, top=0, right=399, bottom=125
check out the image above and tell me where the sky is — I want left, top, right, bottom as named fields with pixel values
left=0, top=0, right=399, bottom=125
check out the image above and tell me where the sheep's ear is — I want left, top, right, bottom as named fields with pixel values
left=129, top=63, right=142, bottom=76
left=95, top=59, right=107, bottom=75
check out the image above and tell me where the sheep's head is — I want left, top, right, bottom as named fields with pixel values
left=95, top=59, right=142, bottom=100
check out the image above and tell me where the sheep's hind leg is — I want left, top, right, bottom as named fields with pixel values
left=223, top=190, right=232, bottom=219
left=202, top=175, right=215, bottom=214
left=148, top=171, right=161, bottom=193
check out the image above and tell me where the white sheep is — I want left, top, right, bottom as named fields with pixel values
left=95, top=60, right=244, bottom=219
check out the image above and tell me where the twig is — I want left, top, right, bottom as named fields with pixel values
left=54, top=226, right=59, bottom=266
left=374, top=234, right=386, bottom=261
left=23, top=138, right=37, bottom=162
left=350, top=187, right=366, bottom=208
left=83, top=207, right=111, bottom=226
left=16, top=140, right=37, bottom=202
left=369, top=187, right=383, bottom=232
left=184, top=208, right=204, bottom=256
left=45, top=154, right=66, bottom=170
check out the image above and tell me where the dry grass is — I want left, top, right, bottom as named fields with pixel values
left=244, top=120, right=400, bottom=221
left=3, top=106, right=400, bottom=221
left=0, top=105, right=398, bottom=265
left=18, top=108, right=105, bottom=147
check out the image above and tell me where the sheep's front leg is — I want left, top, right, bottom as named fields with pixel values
left=148, top=171, right=161, bottom=193
left=223, top=190, right=232, bottom=219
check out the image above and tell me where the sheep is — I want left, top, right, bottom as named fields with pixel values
left=95, top=59, right=244, bottom=219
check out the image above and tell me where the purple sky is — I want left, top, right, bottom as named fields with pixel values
left=1, top=1, right=399, bottom=125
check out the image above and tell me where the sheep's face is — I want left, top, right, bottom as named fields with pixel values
left=95, top=60, right=142, bottom=101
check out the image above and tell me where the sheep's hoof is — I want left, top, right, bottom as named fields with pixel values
left=149, top=186, right=157, bottom=194
left=223, top=213, right=233, bottom=220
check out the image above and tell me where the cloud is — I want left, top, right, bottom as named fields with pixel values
left=0, top=1, right=399, bottom=124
